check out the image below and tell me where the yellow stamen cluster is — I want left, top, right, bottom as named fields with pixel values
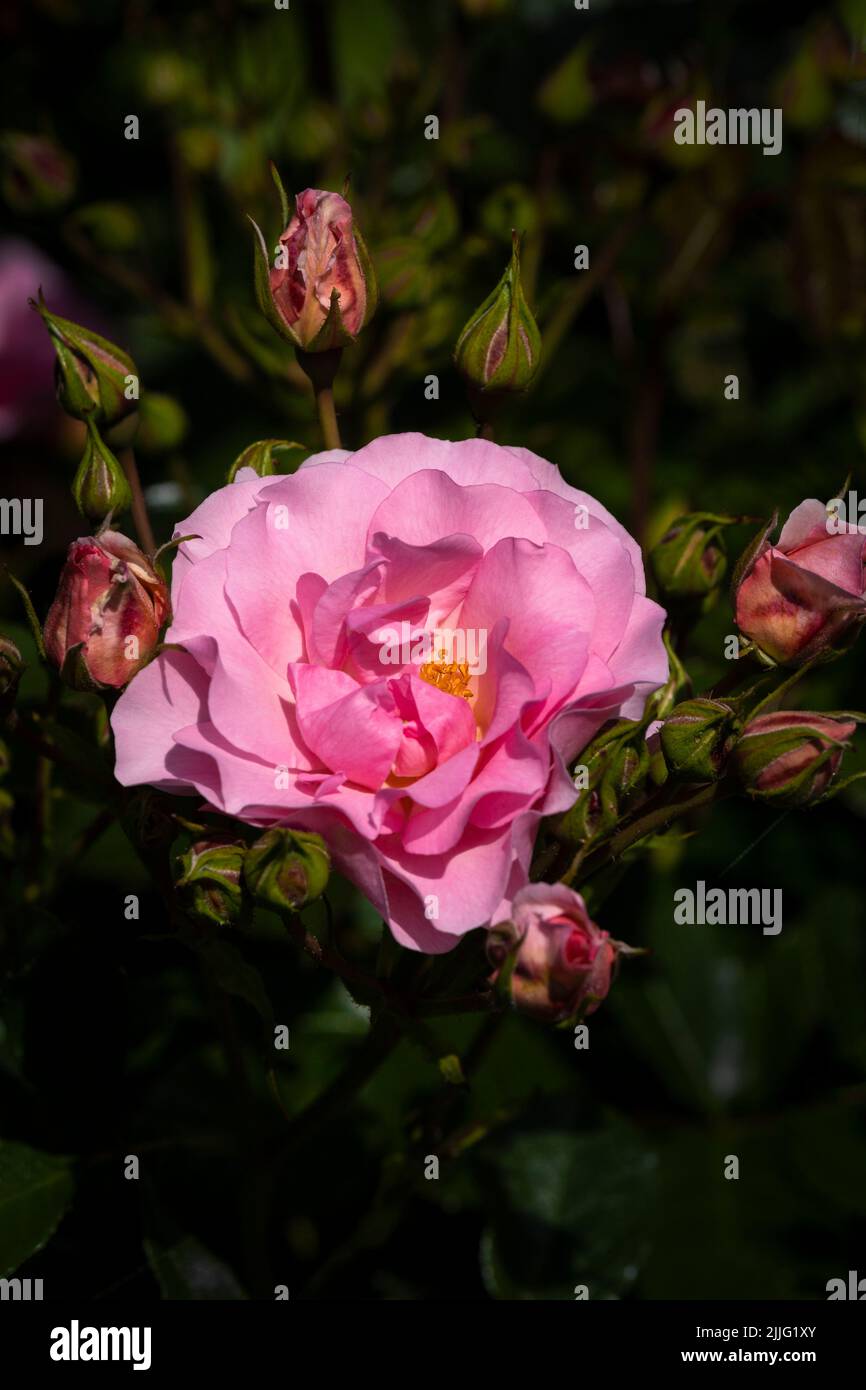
left=419, top=651, right=474, bottom=701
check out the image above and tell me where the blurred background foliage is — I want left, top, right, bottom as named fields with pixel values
left=2, top=0, right=866, bottom=1301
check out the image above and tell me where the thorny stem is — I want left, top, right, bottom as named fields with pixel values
left=566, top=780, right=733, bottom=887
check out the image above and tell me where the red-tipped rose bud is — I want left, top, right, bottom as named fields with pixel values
left=251, top=183, right=378, bottom=353
left=734, top=500, right=866, bottom=666
left=32, top=293, right=139, bottom=428
left=488, top=884, right=624, bottom=1023
left=733, top=710, right=857, bottom=807
left=43, top=531, right=169, bottom=690
left=454, top=232, right=541, bottom=406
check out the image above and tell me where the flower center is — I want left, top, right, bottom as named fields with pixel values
left=419, top=650, right=474, bottom=701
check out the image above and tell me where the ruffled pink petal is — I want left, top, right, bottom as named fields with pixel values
left=289, top=665, right=402, bottom=789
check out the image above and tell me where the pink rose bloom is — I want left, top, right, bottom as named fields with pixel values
left=735, top=499, right=866, bottom=666
left=111, top=434, right=667, bottom=951
left=487, top=883, right=619, bottom=1021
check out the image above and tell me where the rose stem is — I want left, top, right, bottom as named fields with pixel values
left=296, top=347, right=344, bottom=451
left=119, top=447, right=157, bottom=556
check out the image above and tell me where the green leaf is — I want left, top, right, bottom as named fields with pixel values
left=269, top=161, right=290, bottom=230
left=0, top=1140, right=74, bottom=1276
left=482, top=1115, right=657, bottom=1300
left=4, top=570, right=46, bottom=661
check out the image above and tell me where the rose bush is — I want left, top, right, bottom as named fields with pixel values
left=111, top=433, right=667, bottom=950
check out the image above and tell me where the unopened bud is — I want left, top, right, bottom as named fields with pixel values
left=43, top=531, right=169, bottom=690
left=454, top=232, right=540, bottom=405
left=174, top=834, right=248, bottom=928
left=650, top=513, right=729, bottom=602
left=734, top=501, right=866, bottom=667
left=72, top=418, right=132, bottom=522
left=733, top=710, right=857, bottom=807
left=243, top=827, right=330, bottom=914
left=32, top=292, right=138, bottom=427
left=659, top=698, right=738, bottom=782
left=251, top=180, right=378, bottom=353
left=488, top=884, right=624, bottom=1024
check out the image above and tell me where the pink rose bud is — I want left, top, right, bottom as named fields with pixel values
left=734, top=500, right=866, bottom=666
left=733, top=710, right=857, bottom=808
left=251, top=182, right=378, bottom=353
left=43, top=531, right=169, bottom=690
left=488, top=883, right=623, bottom=1023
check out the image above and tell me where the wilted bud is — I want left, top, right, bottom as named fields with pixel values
left=733, top=710, right=857, bottom=807
left=43, top=530, right=169, bottom=690
left=454, top=232, right=541, bottom=403
left=227, top=439, right=304, bottom=483
left=251, top=181, right=378, bottom=352
left=71, top=418, right=132, bottom=522
left=243, top=827, right=330, bottom=914
left=488, top=884, right=624, bottom=1024
left=659, top=698, right=739, bottom=782
left=32, top=292, right=138, bottom=427
left=174, top=833, right=248, bottom=929
left=0, top=635, right=23, bottom=716
left=734, top=501, right=866, bottom=667
left=1, top=132, right=75, bottom=212
left=650, top=512, right=729, bottom=602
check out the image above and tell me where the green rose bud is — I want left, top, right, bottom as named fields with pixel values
left=227, top=439, right=304, bottom=483
left=650, top=513, right=731, bottom=603
left=454, top=231, right=541, bottom=405
left=659, top=698, right=739, bottom=782
left=173, top=833, right=248, bottom=928
left=243, top=827, right=330, bottom=914
left=71, top=418, right=132, bottom=522
left=733, top=711, right=856, bottom=808
left=32, top=292, right=138, bottom=427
